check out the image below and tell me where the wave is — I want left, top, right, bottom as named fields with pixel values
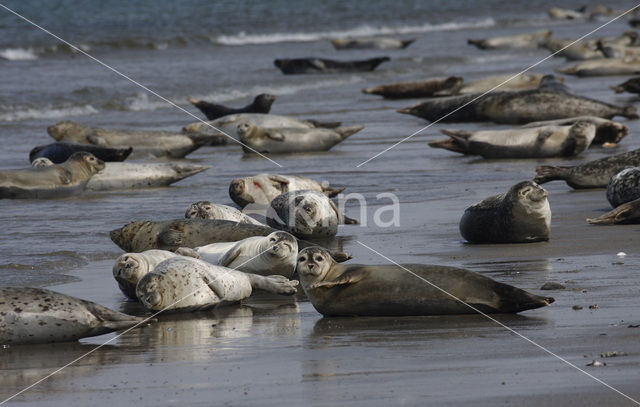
left=0, top=104, right=98, bottom=122
left=213, top=18, right=496, bottom=46
left=0, top=47, right=38, bottom=61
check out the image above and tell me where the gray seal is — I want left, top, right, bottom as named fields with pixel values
left=296, top=247, right=554, bottom=316
left=361, top=76, right=463, bottom=99
left=136, top=257, right=298, bottom=312
left=587, top=198, right=640, bottom=225
left=606, top=167, right=640, bottom=207
left=0, top=287, right=148, bottom=345
left=520, top=116, right=628, bottom=145
left=0, top=152, right=105, bottom=199
left=534, top=148, right=640, bottom=189
left=185, top=201, right=265, bottom=225
left=460, top=181, right=551, bottom=243
left=467, top=29, right=551, bottom=49
left=398, top=76, right=638, bottom=124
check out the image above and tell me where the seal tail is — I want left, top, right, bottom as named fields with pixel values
left=335, top=125, right=364, bottom=140
left=428, top=129, right=471, bottom=154
left=497, top=285, right=555, bottom=313
left=467, top=39, right=489, bottom=49
left=84, top=300, right=153, bottom=330
left=534, top=165, right=569, bottom=184
left=401, top=39, right=416, bottom=48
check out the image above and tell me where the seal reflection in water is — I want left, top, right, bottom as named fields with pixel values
left=460, top=181, right=551, bottom=244
left=296, top=247, right=554, bottom=316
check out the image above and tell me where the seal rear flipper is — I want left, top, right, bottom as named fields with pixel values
left=265, top=130, right=286, bottom=141
left=335, top=125, right=365, bottom=140
left=491, top=284, right=555, bottom=313
left=533, top=165, right=569, bottom=184
left=587, top=200, right=640, bottom=224
left=174, top=247, right=201, bottom=259
left=158, top=226, right=184, bottom=248
left=322, top=185, right=345, bottom=198
left=83, top=300, right=150, bottom=330
left=343, top=215, right=359, bottom=225
left=621, top=106, right=639, bottom=120
left=310, top=269, right=367, bottom=289
left=428, top=136, right=469, bottom=154
left=401, top=39, right=416, bottom=48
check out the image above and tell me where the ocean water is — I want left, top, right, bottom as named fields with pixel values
left=2, top=1, right=640, bottom=405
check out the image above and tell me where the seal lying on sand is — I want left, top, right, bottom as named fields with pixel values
left=267, top=190, right=358, bottom=238
left=296, top=247, right=554, bottom=316
left=185, top=201, right=264, bottom=225
left=398, top=76, right=638, bottom=124
left=136, top=257, right=298, bottom=312
left=0, top=287, right=148, bottom=345
left=557, top=58, right=640, bottom=77
left=587, top=198, right=640, bottom=224
left=361, top=76, right=463, bottom=99
left=237, top=122, right=363, bottom=154
left=29, top=141, right=131, bottom=164
left=113, top=250, right=182, bottom=299
left=534, top=149, right=640, bottom=189
left=182, top=113, right=341, bottom=140
left=188, top=94, right=276, bottom=121
left=429, top=121, right=596, bottom=158
left=229, top=173, right=345, bottom=207
left=520, top=116, right=628, bottom=145
left=331, top=37, right=415, bottom=50
left=468, top=29, right=551, bottom=49
left=437, top=73, right=553, bottom=96
left=606, top=167, right=640, bottom=208
left=460, top=181, right=551, bottom=243
left=0, top=152, right=104, bottom=199
left=611, top=77, right=640, bottom=94
left=196, top=231, right=298, bottom=278
left=548, top=6, right=586, bottom=19
left=274, top=57, right=390, bottom=74
left=47, top=121, right=226, bottom=158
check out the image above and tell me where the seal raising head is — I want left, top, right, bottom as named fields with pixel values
left=296, top=246, right=335, bottom=288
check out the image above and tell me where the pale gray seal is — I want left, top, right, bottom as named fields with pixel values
left=112, top=249, right=181, bottom=299
left=534, top=148, right=640, bottom=189
left=331, top=37, right=415, bottom=50
left=398, top=76, right=638, bottom=124
left=548, top=6, right=586, bottom=19
left=29, top=141, right=132, bottom=164
left=468, top=29, right=551, bottom=49
left=0, top=287, right=148, bottom=345
left=587, top=198, right=640, bottom=224
left=136, top=257, right=298, bottom=312
left=229, top=173, right=345, bottom=208
left=556, top=58, right=640, bottom=77
left=274, top=56, right=390, bottom=74
left=0, top=152, right=105, bottom=199
left=47, top=121, right=226, bottom=158
left=460, top=181, right=551, bottom=243
left=520, top=116, right=628, bottom=145
left=187, top=94, right=276, bottom=120
left=86, top=162, right=210, bottom=191
left=237, top=122, right=363, bottom=154
left=429, top=121, right=596, bottom=158
left=296, top=247, right=554, bottom=316
left=361, top=76, right=463, bottom=99
left=606, top=167, right=640, bottom=207
left=267, top=190, right=358, bottom=238
left=185, top=201, right=265, bottom=225
left=196, top=231, right=298, bottom=278
left=438, top=73, right=552, bottom=95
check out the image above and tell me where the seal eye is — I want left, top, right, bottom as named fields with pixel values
left=270, top=237, right=276, bottom=242
left=298, top=256, right=306, bottom=262
left=315, top=256, right=323, bottom=262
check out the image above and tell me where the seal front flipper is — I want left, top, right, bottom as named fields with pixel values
left=266, top=130, right=286, bottom=141
left=247, top=274, right=298, bottom=295
left=158, top=225, right=185, bottom=249
left=174, top=247, right=201, bottom=259
left=218, top=246, right=241, bottom=267
left=309, top=269, right=367, bottom=289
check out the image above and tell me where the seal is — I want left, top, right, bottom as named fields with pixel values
left=429, top=121, right=596, bottom=158
left=331, top=37, right=415, bottom=50
left=113, top=249, right=181, bottom=299
left=587, top=198, right=640, bottom=225
left=556, top=58, right=640, bottom=77
left=361, top=76, right=463, bottom=99
left=267, top=190, right=358, bottom=238
left=86, top=162, right=210, bottom=191
left=29, top=141, right=132, bottom=164
left=467, top=29, right=551, bottom=49
left=0, top=151, right=105, bottom=199
left=534, top=148, right=640, bottom=189
left=295, top=247, right=554, bottom=316
left=196, top=231, right=298, bottom=278
left=520, top=116, right=628, bottom=145
left=438, top=73, right=552, bottom=96
left=31, top=157, right=54, bottom=168
left=548, top=6, right=586, bottom=19
left=135, top=257, right=298, bottom=312
left=274, top=56, right=390, bottom=74
left=229, top=173, right=345, bottom=208
left=459, top=181, right=551, bottom=243
left=611, top=77, right=640, bottom=94
left=182, top=113, right=341, bottom=140
left=187, top=94, right=276, bottom=121
left=606, top=167, right=640, bottom=208
left=237, top=122, right=363, bottom=154
left=0, top=287, right=148, bottom=345
left=398, top=76, right=638, bottom=124
left=47, top=121, right=226, bottom=158
left=185, top=201, right=265, bottom=225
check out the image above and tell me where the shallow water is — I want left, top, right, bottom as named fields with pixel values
left=2, top=1, right=640, bottom=406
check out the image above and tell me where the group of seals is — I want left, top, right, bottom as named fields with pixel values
left=188, top=94, right=276, bottom=121
left=0, top=287, right=147, bottom=345
left=296, top=247, right=554, bottom=316
left=460, top=181, right=551, bottom=244
left=274, top=57, right=390, bottom=74
left=1, top=152, right=104, bottom=199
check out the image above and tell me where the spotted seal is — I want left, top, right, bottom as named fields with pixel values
left=112, top=249, right=183, bottom=299
left=0, top=287, right=148, bottom=345
left=187, top=94, right=276, bottom=121
left=295, top=247, right=554, bottom=316
left=185, top=201, right=265, bottom=225
left=606, top=167, right=640, bottom=208
left=460, top=181, right=551, bottom=243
